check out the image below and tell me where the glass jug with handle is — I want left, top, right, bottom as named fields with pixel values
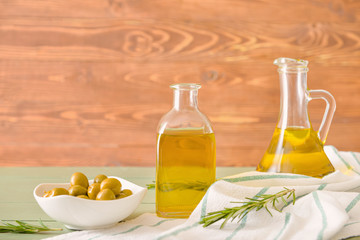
left=256, top=58, right=336, bottom=178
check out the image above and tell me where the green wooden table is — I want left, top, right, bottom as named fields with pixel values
left=0, top=167, right=253, bottom=240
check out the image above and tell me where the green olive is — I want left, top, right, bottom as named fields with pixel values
left=45, top=188, right=69, bottom=197
left=88, top=183, right=101, bottom=200
left=116, top=193, right=127, bottom=199
left=100, top=178, right=121, bottom=195
left=94, top=174, right=107, bottom=184
left=43, top=191, right=51, bottom=198
left=96, top=189, right=115, bottom=200
left=77, top=195, right=89, bottom=199
left=70, top=172, right=89, bottom=188
left=69, top=185, right=87, bottom=196
left=121, top=189, right=133, bottom=196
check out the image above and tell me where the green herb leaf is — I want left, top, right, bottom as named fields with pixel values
left=199, top=187, right=296, bottom=229
left=0, top=220, right=62, bottom=234
left=147, top=181, right=210, bottom=192
left=146, top=181, right=156, bottom=190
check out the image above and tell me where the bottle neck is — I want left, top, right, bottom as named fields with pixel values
left=173, top=89, right=199, bottom=110
left=277, top=70, right=310, bottom=129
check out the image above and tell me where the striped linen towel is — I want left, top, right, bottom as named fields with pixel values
left=47, top=146, right=360, bottom=240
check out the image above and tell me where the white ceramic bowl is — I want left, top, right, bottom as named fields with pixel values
left=34, top=176, right=147, bottom=230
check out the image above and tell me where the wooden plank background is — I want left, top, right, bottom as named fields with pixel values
left=0, top=0, right=359, bottom=166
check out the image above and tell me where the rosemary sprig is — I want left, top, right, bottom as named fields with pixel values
left=0, top=220, right=62, bottom=234
left=146, top=181, right=155, bottom=190
left=159, top=181, right=209, bottom=192
left=200, top=187, right=296, bottom=229
left=147, top=181, right=210, bottom=192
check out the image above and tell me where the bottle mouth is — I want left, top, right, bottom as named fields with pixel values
left=274, top=58, right=309, bottom=73
left=170, top=83, right=201, bottom=90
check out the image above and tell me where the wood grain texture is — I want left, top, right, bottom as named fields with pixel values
left=1, top=0, right=359, bottom=22
left=0, top=0, right=359, bottom=166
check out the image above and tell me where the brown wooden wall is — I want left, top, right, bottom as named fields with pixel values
left=0, top=0, right=359, bottom=166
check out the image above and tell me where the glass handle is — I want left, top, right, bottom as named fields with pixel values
left=308, top=89, right=336, bottom=143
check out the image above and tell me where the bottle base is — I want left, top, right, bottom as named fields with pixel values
left=156, top=210, right=192, bottom=219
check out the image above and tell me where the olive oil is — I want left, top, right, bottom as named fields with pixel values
left=156, top=128, right=216, bottom=218
left=257, top=127, right=335, bottom=178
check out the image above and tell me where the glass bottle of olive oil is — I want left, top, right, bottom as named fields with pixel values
left=257, top=58, right=336, bottom=178
left=156, top=83, right=216, bottom=218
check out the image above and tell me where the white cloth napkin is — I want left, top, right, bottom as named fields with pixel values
left=47, top=146, right=360, bottom=240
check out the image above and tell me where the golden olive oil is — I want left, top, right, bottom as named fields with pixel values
left=257, top=127, right=335, bottom=178
left=156, top=128, right=216, bottom=218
